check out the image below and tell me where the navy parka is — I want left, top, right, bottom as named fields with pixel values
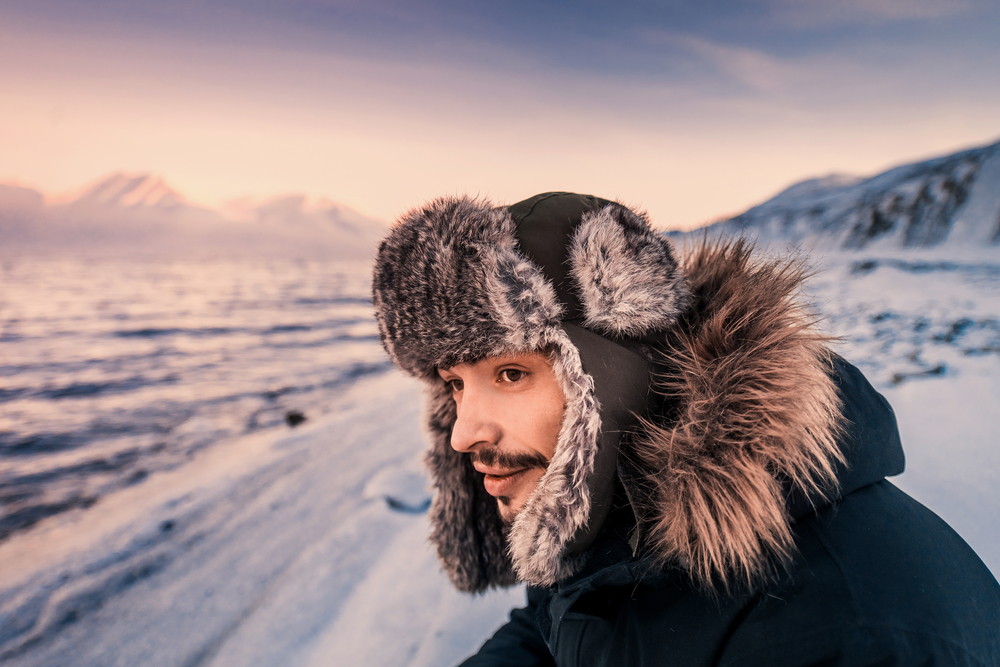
left=462, top=358, right=1000, bottom=666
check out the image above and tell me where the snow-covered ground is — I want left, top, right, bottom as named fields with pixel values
left=808, top=249, right=1000, bottom=576
left=0, top=371, right=522, bottom=667
left=1, top=249, right=998, bottom=666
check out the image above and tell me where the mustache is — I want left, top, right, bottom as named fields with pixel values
left=471, top=447, right=549, bottom=471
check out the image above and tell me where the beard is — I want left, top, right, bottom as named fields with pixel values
left=497, top=496, right=516, bottom=525
left=470, top=447, right=550, bottom=525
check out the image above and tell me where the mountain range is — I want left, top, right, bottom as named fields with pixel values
left=677, top=139, right=1000, bottom=251
left=5, top=138, right=1000, bottom=258
left=0, top=173, right=387, bottom=259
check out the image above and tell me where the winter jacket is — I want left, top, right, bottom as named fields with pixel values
left=372, top=192, right=1000, bottom=667
left=462, top=356, right=1000, bottom=666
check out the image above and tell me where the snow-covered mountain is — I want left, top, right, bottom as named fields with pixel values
left=0, top=173, right=387, bottom=259
left=72, top=173, right=188, bottom=210
left=686, top=139, right=1000, bottom=250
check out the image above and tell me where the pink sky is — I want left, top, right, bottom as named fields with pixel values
left=2, top=3, right=999, bottom=229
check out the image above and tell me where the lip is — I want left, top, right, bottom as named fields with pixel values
left=475, top=465, right=531, bottom=497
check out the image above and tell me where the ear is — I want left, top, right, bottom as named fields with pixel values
left=568, top=204, right=690, bottom=337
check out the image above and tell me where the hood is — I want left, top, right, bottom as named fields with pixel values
left=629, top=238, right=904, bottom=590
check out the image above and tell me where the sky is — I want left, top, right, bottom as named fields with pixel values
left=1, top=0, right=999, bottom=229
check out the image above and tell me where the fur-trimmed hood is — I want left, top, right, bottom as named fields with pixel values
left=631, top=238, right=845, bottom=589
left=372, top=193, right=852, bottom=594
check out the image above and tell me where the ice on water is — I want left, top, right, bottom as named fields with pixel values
left=0, top=258, right=388, bottom=542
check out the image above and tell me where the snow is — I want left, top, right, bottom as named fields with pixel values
left=0, top=372, right=522, bottom=666
left=886, top=361, right=1000, bottom=575
left=950, top=148, right=1000, bottom=245
left=1, top=250, right=998, bottom=666
left=809, top=250, right=1000, bottom=576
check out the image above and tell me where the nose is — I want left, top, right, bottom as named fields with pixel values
left=449, top=385, right=500, bottom=453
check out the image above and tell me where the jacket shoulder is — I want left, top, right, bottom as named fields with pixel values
left=723, top=480, right=1000, bottom=666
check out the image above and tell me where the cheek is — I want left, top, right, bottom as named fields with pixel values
left=526, top=401, right=564, bottom=460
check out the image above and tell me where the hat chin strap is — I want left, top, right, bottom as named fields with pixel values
left=559, top=322, right=653, bottom=557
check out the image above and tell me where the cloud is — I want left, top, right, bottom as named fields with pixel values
left=635, top=28, right=844, bottom=98
left=674, top=36, right=803, bottom=94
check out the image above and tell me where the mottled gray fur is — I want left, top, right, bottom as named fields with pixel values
left=570, top=205, right=690, bottom=336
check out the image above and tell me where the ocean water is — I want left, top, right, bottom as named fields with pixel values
left=0, top=257, right=390, bottom=542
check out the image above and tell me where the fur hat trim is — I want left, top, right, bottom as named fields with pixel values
left=376, top=196, right=611, bottom=591
left=570, top=204, right=690, bottom=336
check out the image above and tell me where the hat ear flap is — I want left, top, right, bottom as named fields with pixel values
left=569, top=204, right=690, bottom=337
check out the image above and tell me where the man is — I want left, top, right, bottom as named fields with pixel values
left=372, top=192, right=1000, bottom=666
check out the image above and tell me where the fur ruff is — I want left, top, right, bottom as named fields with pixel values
left=632, top=237, right=845, bottom=591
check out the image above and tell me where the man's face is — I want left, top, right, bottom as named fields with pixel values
left=438, top=352, right=565, bottom=523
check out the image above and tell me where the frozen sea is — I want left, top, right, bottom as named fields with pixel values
left=0, top=250, right=998, bottom=666
left=0, top=258, right=390, bottom=541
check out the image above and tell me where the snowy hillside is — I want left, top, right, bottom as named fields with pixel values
left=0, top=174, right=387, bottom=259
left=690, top=140, right=1000, bottom=250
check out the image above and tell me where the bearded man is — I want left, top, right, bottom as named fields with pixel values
left=372, top=192, right=1000, bottom=666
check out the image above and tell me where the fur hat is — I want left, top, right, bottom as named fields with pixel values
left=372, top=192, right=690, bottom=592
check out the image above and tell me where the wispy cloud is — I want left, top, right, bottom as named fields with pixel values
left=672, top=36, right=804, bottom=94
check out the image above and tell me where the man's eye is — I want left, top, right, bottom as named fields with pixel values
left=447, top=379, right=464, bottom=392
left=500, top=369, right=525, bottom=383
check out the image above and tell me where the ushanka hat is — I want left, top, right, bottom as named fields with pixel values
left=372, top=192, right=691, bottom=592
